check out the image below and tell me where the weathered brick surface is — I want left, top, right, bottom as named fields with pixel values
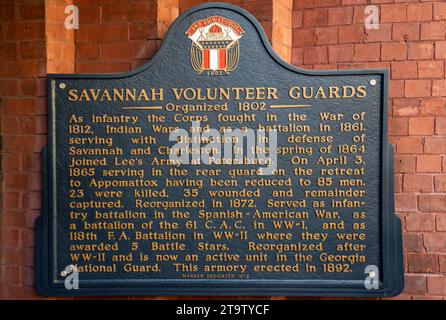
left=292, top=0, right=446, bottom=299
left=1, top=0, right=445, bottom=300
left=407, top=253, right=438, bottom=273
left=0, top=0, right=48, bottom=300
left=74, top=0, right=172, bottom=73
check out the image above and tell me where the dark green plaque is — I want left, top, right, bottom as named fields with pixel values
left=35, top=3, right=403, bottom=296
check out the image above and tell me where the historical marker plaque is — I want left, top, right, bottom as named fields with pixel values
left=36, top=3, right=403, bottom=296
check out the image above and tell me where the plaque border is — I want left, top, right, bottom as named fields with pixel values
left=35, top=2, right=404, bottom=297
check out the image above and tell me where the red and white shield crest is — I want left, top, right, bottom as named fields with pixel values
left=186, top=16, right=244, bottom=74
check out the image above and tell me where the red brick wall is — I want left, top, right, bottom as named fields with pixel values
left=292, top=0, right=446, bottom=299
left=0, top=0, right=47, bottom=299
left=46, top=0, right=75, bottom=73
left=1, top=0, right=445, bottom=299
left=74, top=0, right=178, bottom=73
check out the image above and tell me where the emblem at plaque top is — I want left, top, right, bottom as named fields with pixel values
left=186, top=16, right=244, bottom=75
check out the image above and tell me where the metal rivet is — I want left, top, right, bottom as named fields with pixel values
left=59, top=83, right=66, bottom=89
left=370, top=79, right=377, bottom=86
